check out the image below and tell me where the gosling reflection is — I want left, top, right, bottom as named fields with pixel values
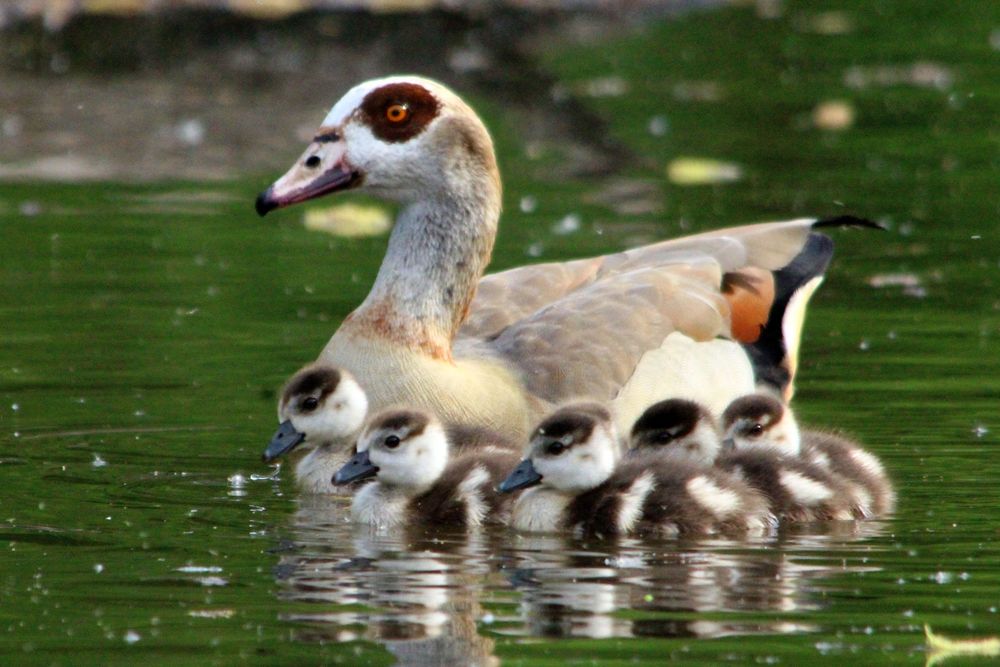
left=274, top=497, right=500, bottom=666
left=503, top=524, right=890, bottom=640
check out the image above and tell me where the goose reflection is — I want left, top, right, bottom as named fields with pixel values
left=272, top=495, right=501, bottom=666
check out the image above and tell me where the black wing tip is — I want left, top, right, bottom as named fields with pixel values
left=812, top=215, right=885, bottom=231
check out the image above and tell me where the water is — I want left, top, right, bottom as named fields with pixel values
left=2, top=2, right=999, bottom=664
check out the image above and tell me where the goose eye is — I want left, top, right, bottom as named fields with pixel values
left=301, top=397, right=319, bottom=412
left=546, top=441, right=566, bottom=456
left=653, top=431, right=674, bottom=444
left=384, top=435, right=401, bottom=449
left=385, top=104, right=410, bottom=124
left=304, top=155, right=321, bottom=168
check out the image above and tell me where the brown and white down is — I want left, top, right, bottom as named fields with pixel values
left=628, top=396, right=891, bottom=521
left=263, top=362, right=520, bottom=494
left=256, top=74, right=874, bottom=441
left=499, top=402, right=775, bottom=538
left=720, top=393, right=895, bottom=517
left=333, top=408, right=522, bottom=529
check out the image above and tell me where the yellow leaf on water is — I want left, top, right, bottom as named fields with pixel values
left=302, top=203, right=392, bottom=238
left=666, top=158, right=743, bottom=186
left=925, top=624, right=1000, bottom=658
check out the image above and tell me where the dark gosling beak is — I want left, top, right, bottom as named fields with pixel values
left=499, top=459, right=543, bottom=493
left=334, top=449, right=379, bottom=485
left=262, top=419, right=306, bottom=463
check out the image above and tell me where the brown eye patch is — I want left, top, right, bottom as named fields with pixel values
left=359, top=83, right=440, bottom=143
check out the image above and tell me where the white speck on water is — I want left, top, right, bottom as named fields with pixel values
left=92, top=454, right=107, bottom=468
left=93, top=564, right=104, bottom=574
left=551, top=214, right=581, bottom=236
left=37, top=502, right=45, bottom=511
left=123, top=630, right=141, bottom=644
left=932, top=571, right=953, bottom=584
left=227, top=474, right=246, bottom=488
left=604, top=555, right=644, bottom=568
left=176, top=119, right=205, bottom=146
left=858, top=339, right=870, bottom=351
left=648, top=115, right=669, bottom=137
left=973, top=425, right=989, bottom=438
left=2, top=115, right=23, bottom=138
left=176, top=565, right=223, bottom=574
left=19, top=201, right=41, bottom=217
left=133, top=410, right=146, bottom=417
left=11, top=403, right=19, bottom=412
left=195, top=577, right=228, bottom=587
left=480, top=612, right=495, bottom=625
left=902, top=609, right=914, bottom=617
left=519, top=196, right=537, bottom=214
left=991, top=29, right=1000, bottom=50
left=188, top=609, right=235, bottom=619
left=526, top=242, right=544, bottom=258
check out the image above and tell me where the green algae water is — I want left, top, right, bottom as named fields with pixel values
left=2, top=1, right=999, bottom=664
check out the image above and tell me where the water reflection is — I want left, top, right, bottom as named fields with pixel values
left=273, top=495, right=892, bottom=663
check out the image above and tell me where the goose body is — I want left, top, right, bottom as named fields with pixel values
left=257, top=75, right=870, bottom=440
left=499, top=403, right=774, bottom=537
left=632, top=398, right=867, bottom=521
left=721, top=394, right=895, bottom=516
left=334, top=408, right=521, bottom=529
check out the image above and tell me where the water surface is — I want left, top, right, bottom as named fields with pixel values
left=2, top=1, right=999, bottom=664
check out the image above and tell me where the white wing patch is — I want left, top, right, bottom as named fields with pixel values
left=849, top=447, right=887, bottom=477
left=779, top=470, right=832, bottom=506
left=457, top=465, right=491, bottom=527
left=687, top=475, right=741, bottom=518
left=616, top=472, right=657, bottom=533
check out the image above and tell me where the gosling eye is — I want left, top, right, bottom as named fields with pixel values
left=384, top=435, right=401, bottom=449
left=301, top=396, right=319, bottom=412
left=748, top=423, right=764, bottom=437
left=305, top=155, right=321, bottom=168
left=651, top=430, right=675, bottom=444
left=545, top=441, right=567, bottom=456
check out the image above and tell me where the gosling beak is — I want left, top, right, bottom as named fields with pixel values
left=499, top=459, right=543, bottom=493
left=334, top=449, right=378, bottom=485
left=263, top=420, right=306, bottom=463
left=255, top=130, right=362, bottom=216
left=720, top=437, right=736, bottom=453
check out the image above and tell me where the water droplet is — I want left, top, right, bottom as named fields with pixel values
left=551, top=214, right=581, bottom=236
left=519, top=196, right=537, bottom=214
left=93, top=564, right=104, bottom=574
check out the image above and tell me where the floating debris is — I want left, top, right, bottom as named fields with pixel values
left=302, top=203, right=392, bottom=238
left=91, top=454, right=107, bottom=468
left=176, top=565, right=223, bottom=574
left=925, top=624, right=1000, bottom=664
left=812, top=100, right=855, bottom=131
left=580, top=76, right=628, bottom=98
left=866, top=273, right=927, bottom=298
left=123, top=630, right=141, bottom=645
left=666, top=157, right=743, bottom=186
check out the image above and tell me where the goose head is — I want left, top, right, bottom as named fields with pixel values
left=629, top=398, right=721, bottom=465
left=720, top=393, right=802, bottom=455
left=334, top=408, right=449, bottom=492
left=263, top=364, right=368, bottom=463
left=256, top=75, right=499, bottom=214
left=500, top=402, right=620, bottom=494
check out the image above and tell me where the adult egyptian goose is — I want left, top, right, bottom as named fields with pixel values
left=499, top=402, right=774, bottom=537
left=256, top=75, right=872, bottom=439
left=333, top=408, right=521, bottom=529
left=721, top=394, right=895, bottom=516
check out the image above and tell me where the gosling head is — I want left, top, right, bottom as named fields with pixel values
left=500, top=402, right=619, bottom=494
left=720, top=393, right=802, bottom=456
left=256, top=75, right=499, bottom=214
left=262, top=364, right=369, bottom=463
left=629, top=399, right=720, bottom=465
left=333, top=408, right=449, bottom=492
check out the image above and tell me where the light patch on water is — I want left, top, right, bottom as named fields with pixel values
left=932, top=571, right=954, bottom=584
left=176, top=565, right=223, bottom=574
left=195, top=577, right=229, bottom=587
left=93, top=564, right=104, bottom=574
left=188, top=609, right=236, bottom=619
left=92, top=454, right=107, bottom=468
left=551, top=214, right=581, bottom=235
left=123, top=630, right=141, bottom=644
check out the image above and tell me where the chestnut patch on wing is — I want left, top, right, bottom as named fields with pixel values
left=722, top=268, right=775, bottom=344
left=359, top=83, right=441, bottom=143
